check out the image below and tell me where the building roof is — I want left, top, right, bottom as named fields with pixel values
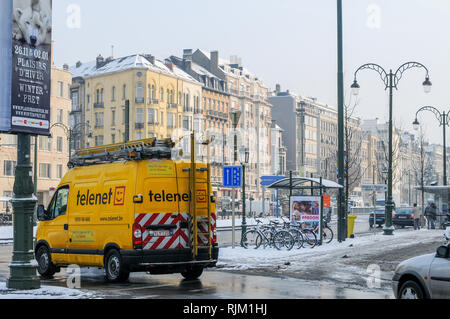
left=70, top=54, right=199, bottom=84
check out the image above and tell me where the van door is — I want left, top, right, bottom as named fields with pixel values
left=44, top=186, right=70, bottom=264
left=135, top=161, right=183, bottom=250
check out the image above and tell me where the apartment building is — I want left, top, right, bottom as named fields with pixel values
left=69, top=53, right=202, bottom=150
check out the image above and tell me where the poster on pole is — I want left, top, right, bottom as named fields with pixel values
left=290, top=196, right=321, bottom=232
left=9, top=0, right=52, bottom=135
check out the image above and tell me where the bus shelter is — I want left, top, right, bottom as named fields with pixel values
left=267, top=176, right=343, bottom=245
left=416, top=186, right=450, bottom=228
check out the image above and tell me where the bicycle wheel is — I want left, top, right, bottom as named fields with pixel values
left=289, top=228, right=304, bottom=249
left=302, top=229, right=318, bottom=248
left=241, top=229, right=260, bottom=249
left=273, top=230, right=295, bottom=251
left=322, top=226, right=334, bottom=244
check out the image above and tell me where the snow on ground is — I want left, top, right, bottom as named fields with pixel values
left=0, top=283, right=95, bottom=299
left=217, top=228, right=446, bottom=287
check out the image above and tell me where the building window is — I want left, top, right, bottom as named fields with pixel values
left=136, top=82, right=144, bottom=100
left=71, top=90, right=79, bottom=111
left=160, top=88, right=164, bottom=102
left=95, top=112, right=104, bottom=128
left=87, top=94, right=91, bottom=110
left=151, top=85, right=156, bottom=100
left=3, top=160, right=16, bottom=176
left=111, top=110, right=116, bottom=126
left=148, top=109, right=157, bottom=124
left=58, top=81, right=64, bottom=97
left=57, top=164, right=63, bottom=179
left=57, top=137, right=63, bottom=153
left=111, top=134, right=116, bottom=144
left=39, top=163, right=51, bottom=179
left=57, top=109, right=63, bottom=123
left=95, top=135, right=104, bottom=146
left=136, top=108, right=144, bottom=124
left=167, top=113, right=175, bottom=128
left=39, top=136, right=52, bottom=151
left=112, top=86, right=116, bottom=101
left=123, top=84, right=127, bottom=100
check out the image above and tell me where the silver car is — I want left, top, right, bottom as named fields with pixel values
left=392, top=228, right=450, bottom=299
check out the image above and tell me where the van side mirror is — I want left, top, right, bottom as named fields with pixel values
left=436, top=246, right=449, bottom=258
left=37, top=205, right=47, bottom=221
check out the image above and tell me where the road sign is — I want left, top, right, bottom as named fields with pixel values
left=260, top=175, right=284, bottom=187
left=223, top=166, right=242, bottom=188
left=362, top=184, right=387, bottom=192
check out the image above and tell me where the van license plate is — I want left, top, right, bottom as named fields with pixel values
left=148, top=230, right=172, bottom=237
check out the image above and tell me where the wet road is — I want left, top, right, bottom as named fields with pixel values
left=0, top=244, right=391, bottom=299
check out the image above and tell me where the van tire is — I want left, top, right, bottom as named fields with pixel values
left=104, top=249, right=130, bottom=283
left=181, top=265, right=204, bottom=280
left=36, top=245, right=56, bottom=279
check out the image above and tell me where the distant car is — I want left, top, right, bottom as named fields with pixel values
left=392, top=232, right=450, bottom=299
left=369, top=208, right=386, bottom=228
left=393, top=208, right=415, bottom=228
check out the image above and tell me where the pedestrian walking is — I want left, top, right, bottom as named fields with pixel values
left=425, top=203, right=436, bottom=229
left=412, top=203, right=421, bottom=230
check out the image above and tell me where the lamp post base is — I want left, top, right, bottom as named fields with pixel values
left=383, top=226, right=395, bottom=236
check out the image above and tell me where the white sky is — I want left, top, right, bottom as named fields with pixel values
left=52, top=0, right=450, bottom=145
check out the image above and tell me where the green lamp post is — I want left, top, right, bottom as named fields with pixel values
left=351, top=62, right=432, bottom=235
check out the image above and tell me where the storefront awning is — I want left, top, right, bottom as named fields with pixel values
left=267, top=177, right=343, bottom=190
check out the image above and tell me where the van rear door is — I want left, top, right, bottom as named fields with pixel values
left=134, top=161, right=185, bottom=250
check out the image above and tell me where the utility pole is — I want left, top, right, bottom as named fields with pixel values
left=337, top=0, right=346, bottom=242
left=125, top=99, right=130, bottom=142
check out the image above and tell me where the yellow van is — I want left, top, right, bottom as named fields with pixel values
left=35, top=137, right=218, bottom=282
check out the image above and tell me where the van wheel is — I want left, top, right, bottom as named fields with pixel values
left=36, top=246, right=56, bottom=279
left=181, top=265, right=204, bottom=280
left=104, top=249, right=130, bottom=283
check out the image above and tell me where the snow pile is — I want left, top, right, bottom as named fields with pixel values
left=0, top=283, right=95, bottom=299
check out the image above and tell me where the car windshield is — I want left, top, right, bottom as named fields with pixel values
left=397, top=209, right=412, bottom=214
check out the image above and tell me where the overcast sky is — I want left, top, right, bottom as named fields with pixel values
left=52, top=0, right=450, bottom=145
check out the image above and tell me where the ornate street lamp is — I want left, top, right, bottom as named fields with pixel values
left=352, top=62, right=431, bottom=235
left=413, top=106, right=450, bottom=186
left=240, top=147, right=249, bottom=240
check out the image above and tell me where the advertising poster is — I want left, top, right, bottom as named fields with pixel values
left=10, top=0, right=52, bottom=135
left=290, top=196, right=321, bottom=232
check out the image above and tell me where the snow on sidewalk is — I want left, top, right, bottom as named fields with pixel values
left=217, top=228, right=446, bottom=271
left=0, top=283, right=95, bottom=299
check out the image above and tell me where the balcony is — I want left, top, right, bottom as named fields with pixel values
left=147, top=121, right=159, bottom=126
left=148, top=98, right=159, bottom=105
left=135, top=123, right=144, bottom=130
left=183, top=106, right=193, bottom=113
left=93, top=102, right=104, bottom=109
left=135, top=97, right=145, bottom=104
left=167, top=103, right=178, bottom=109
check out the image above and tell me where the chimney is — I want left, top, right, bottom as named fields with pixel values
left=210, top=51, right=219, bottom=72
left=144, top=54, right=156, bottom=64
left=184, top=59, right=192, bottom=73
left=183, top=49, right=193, bottom=61
left=63, top=63, right=69, bottom=71
left=96, top=54, right=104, bottom=69
left=275, top=84, right=281, bottom=94
left=165, top=59, right=174, bottom=71
left=76, top=61, right=82, bottom=68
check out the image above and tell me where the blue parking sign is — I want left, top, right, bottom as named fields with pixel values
left=223, top=166, right=242, bottom=188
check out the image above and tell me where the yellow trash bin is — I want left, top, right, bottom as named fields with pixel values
left=347, top=215, right=357, bottom=238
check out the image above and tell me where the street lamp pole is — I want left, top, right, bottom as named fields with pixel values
left=351, top=62, right=432, bottom=235
left=413, top=106, right=450, bottom=186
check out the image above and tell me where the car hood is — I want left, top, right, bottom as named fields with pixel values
left=395, top=253, right=435, bottom=275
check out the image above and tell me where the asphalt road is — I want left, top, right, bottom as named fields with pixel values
left=0, top=244, right=390, bottom=299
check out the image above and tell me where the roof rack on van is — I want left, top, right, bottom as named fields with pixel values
left=69, top=138, right=175, bottom=168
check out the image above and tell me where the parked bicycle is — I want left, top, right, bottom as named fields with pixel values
left=241, top=219, right=295, bottom=251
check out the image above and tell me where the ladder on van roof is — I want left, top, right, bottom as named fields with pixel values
left=69, top=138, right=175, bottom=167
left=185, top=132, right=213, bottom=260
